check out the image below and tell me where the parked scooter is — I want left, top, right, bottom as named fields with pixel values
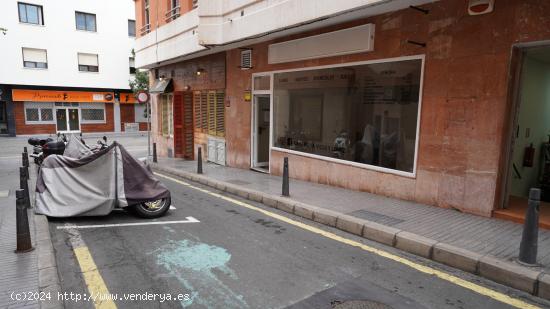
left=28, top=133, right=66, bottom=165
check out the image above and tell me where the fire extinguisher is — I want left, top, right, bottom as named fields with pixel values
left=523, top=143, right=535, bottom=167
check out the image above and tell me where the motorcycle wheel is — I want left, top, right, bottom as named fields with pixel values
left=130, top=197, right=171, bottom=218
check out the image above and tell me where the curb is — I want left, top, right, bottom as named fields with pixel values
left=34, top=213, right=64, bottom=309
left=151, top=163, right=549, bottom=300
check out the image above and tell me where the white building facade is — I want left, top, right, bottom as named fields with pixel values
left=0, top=0, right=145, bottom=136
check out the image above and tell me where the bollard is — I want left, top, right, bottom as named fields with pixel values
left=282, top=157, right=289, bottom=197
left=518, top=188, right=540, bottom=265
left=23, top=146, right=28, bottom=153
left=15, top=189, right=33, bottom=253
left=20, top=167, right=31, bottom=208
left=197, top=147, right=203, bottom=174
left=22, top=152, right=29, bottom=179
left=153, top=143, right=158, bottom=163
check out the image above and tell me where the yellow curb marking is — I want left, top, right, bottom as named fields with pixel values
left=155, top=172, right=541, bottom=309
left=73, top=246, right=117, bottom=308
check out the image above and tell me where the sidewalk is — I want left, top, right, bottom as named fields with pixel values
left=152, top=157, right=550, bottom=299
left=0, top=164, right=62, bottom=309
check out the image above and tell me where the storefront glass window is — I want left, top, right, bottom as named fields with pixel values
left=80, top=103, right=105, bottom=123
left=40, top=109, right=53, bottom=121
left=273, top=58, right=422, bottom=173
left=26, top=108, right=39, bottom=122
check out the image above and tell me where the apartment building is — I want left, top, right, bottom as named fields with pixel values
left=0, top=0, right=147, bottom=136
left=134, top=0, right=550, bottom=219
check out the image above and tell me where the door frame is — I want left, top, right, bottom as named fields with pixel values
left=250, top=72, right=273, bottom=173
left=55, top=106, right=81, bottom=133
left=252, top=94, right=271, bottom=171
left=499, top=40, right=550, bottom=210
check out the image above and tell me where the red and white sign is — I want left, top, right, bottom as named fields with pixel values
left=137, top=91, right=150, bottom=103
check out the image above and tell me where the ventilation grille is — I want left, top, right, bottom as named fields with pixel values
left=240, top=49, right=252, bottom=69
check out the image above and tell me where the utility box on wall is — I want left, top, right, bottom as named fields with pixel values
left=207, top=136, right=226, bottom=166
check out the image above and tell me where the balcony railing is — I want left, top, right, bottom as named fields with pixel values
left=139, top=23, right=151, bottom=36
left=165, top=6, right=181, bottom=22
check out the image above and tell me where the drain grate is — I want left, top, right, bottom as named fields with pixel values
left=332, top=300, right=393, bottom=309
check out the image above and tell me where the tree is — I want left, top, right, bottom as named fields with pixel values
left=129, top=70, right=149, bottom=96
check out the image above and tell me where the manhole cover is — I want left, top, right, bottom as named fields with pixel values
left=332, top=300, right=393, bottom=309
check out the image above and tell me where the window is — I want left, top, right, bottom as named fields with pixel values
left=193, top=90, right=225, bottom=137
left=142, top=0, right=151, bottom=35
left=128, top=20, right=136, bottom=37
left=135, top=103, right=148, bottom=122
left=166, top=0, right=180, bottom=22
left=75, top=12, right=96, bottom=32
left=272, top=57, right=423, bottom=174
left=129, top=57, right=136, bottom=74
left=80, top=103, right=105, bottom=123
left=24, top=102, right=54, bottom=124
left=159, top=94, right=173, bottom=136
left=22, top=48, right=47, bottom=69
left=193, top=91, right=207, bottom=132
left=78, top=53, right=99, bottom=72
left=18, top=2, right=43, bottom=25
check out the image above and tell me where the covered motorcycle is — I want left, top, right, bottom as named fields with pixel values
left=35, top=142, right=171, bottom=218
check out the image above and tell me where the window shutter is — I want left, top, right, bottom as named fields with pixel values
left=240, top=50, right=252, bottom=69
left=161, top=96, right=169, bottom=135
left=78, top=53, right=98, bottom=66
left=23, top=48, right=47, bottom=62
left=207, top=91, right=216, bottom=135
left=193, top=91, right=201, bottom=130
left=200, top=91, right=207, bottom=130
left=215, top=91, right=225, bottom=137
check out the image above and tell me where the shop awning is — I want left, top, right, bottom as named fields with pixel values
left=149, top=78, right=173, bottom=93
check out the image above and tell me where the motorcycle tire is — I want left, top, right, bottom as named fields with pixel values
left=130, top=197, right=171, bottom=219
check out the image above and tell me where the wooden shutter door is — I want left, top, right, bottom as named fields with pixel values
left=173, top=92, right=184, bottom=157
left=183, top=92, right=194, bottom=159
left=215, top=90, right=225, bottom=137
left=174, top=91, right=194, bottom=159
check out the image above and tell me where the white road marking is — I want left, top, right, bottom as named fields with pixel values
left=57, top=216, right=199, bottom=230
left=170, top=205, right=176, bottom=210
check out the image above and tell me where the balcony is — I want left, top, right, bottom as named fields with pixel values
left=135, top=8, right=203, bottom=68
left=135, top=0, right=436, bottom=68
left=165, top=6, right=181, bottom=22
left=139, top=23, right=151, bottom=36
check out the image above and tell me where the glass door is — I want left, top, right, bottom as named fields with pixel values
left=56, top=108, right=80, bottom=132
left=252, top=95, right=270, bottom=171
left=68, top=108, right=80, bottom=131
left=56, top=108, right=67, bottom=132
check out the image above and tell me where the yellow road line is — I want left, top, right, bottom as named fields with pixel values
left=156, top=172, right=541, bottom=309
left=69, top=227, right=117, bottom=309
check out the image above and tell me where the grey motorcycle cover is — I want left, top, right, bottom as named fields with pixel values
left=35, top=142, right=170, bottom=217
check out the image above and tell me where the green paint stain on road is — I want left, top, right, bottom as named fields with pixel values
left=152, top=239, right=248, bottom=308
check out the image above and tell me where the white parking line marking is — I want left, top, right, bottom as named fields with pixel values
left=57, top=217, right=199, bottom=230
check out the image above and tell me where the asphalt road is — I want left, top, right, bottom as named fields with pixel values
left=46, top=171, right=550, bottom=309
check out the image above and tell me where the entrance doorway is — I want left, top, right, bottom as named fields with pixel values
left=0, top=101, right=7, bottom=134
left=56, top=108, right=80, bottom=133
left=252, top=95, right=270, bottom=172
left=499, top=44, right=550, bottom=228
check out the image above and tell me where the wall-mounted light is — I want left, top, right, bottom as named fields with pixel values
left=196, top=68, right=205, bottom=76
left=183, top=85, right=191, bottom=91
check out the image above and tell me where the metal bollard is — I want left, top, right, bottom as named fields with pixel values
left=15, top=189, right=33, bottom=253
left=20, top=167, right=31, bottom=208
left=518, top=188, right=540, bottom=265
left=22, top=152, right=29, bottom=179
left=282, top=157, right=289, bottom=197
left=23, top=146, right=28, bottom=153
left=197, top=147, right=203, bottom=174
left=153, top=143, right=158, bottom=163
